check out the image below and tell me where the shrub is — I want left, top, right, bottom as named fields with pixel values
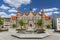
left=0, top=18, right=3, bottom=25
left=37, top=20, right=43, bottom=26
left=12, top=24, right=16, bottom=28
left=19, top=20, right=24, bottom=26
left=47, top=25, right=51, bottom=29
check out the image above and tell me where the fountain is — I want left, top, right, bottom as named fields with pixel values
left=26, top=25, right=35, bottom=34
left=24, top=19, right=36, bottom=33
left=12, top=8, right=50, bottom=38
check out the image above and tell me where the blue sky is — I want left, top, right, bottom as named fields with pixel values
left=0, top=0, right=60, bottom=18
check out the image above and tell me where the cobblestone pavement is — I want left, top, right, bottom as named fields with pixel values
left=0, top=29, right=60, bottom=40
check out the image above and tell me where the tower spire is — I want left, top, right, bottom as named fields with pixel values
left=42, top=8, right=44, bottom=13
left=17, top=7, right=20, bottom=16
left=41, top=7, right=45, bottom=30
left=17, top=7, right=20, bottom=13
left=30, top=7, right=32, bottom=12
left=16, top=7, right=20, bottom=28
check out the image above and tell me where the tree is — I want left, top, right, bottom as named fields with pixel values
left=12, top=24, right=16, bottom=28
left=37, top=20, right=43, bottom=26
left=19, top=20, right=24, bottom=29
left=0, top=18, right=3, bottom=28
left=47, top=25, right=51, bottom=29
left=0, top=18, right=3, bottom=25
left=36, top=20, right=45, bottom=33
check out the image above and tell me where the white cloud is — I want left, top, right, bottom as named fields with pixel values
left=8, top=8, right=17, bottom=12
left=0, top=12, right=16, bottom=18
left=7, top=13, right=16, bottom=18
left=45, top=11, right=60, bottom=16
left=45, top=12, right=53, bottom=16
left=9, top=13, right=16, bottom=16
left=52, top=8, right=58, bottom=11
left=32, top=8, right=37, bottom=12
left=53, top=11, right=60, bottom=14
left=41, top=7, right=58, bottom=12
left=3, top=0, right=31, bottom=8
left=24, top=8, right=27, bottom=10
left=0, top=4, right=10, bottom=10
left=0, top=12, right=8, bottom=18
left=40, top=7, right=59, bottom=16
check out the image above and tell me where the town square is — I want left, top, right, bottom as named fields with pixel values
left=0, top=0, right=60, bottom=40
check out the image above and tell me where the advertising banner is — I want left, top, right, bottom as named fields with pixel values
left=57, top=18, right=60, bottom=30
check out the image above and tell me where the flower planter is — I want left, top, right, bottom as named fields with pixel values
left=35, top=28, right=45, bottom=33
left=0, top=28, right=8, bottom=32
left=16, top=28, right=26, bottom=33
left=54, top=30, right=60, bottom=32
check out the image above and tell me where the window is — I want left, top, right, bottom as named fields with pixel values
left=25, top=17, right=29, bottom=20
left=5, top=18, right=10, bottom=22
left=33, top=17, right=36, bottom=20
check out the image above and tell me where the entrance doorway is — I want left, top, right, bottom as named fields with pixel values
left=30, top=24, right=32, bottom=27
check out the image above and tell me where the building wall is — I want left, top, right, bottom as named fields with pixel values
left=3, top=13, right=52, bottom=28
left=16, top=11, right=51, bottom=28
left=4, top=18, right=11, bottom=28
left=3, top=8, right=52, bottom=28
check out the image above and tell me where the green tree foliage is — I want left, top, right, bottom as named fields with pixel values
left=19, top=20, right=24, bottom=26
left=47, top=25, right=51, bottom=29
left=0, top=18, right=3, bottom=25
left=12, top=24, right=16, bottom=28
left=37, top=20, right=43, bottom=26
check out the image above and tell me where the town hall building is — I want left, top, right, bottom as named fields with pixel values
left=3, top=7, right=52, bottom=29
left=15, top=8, right=51, bottom=29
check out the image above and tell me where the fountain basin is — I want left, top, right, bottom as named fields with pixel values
left=12, top=33, right=50, bottom=39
